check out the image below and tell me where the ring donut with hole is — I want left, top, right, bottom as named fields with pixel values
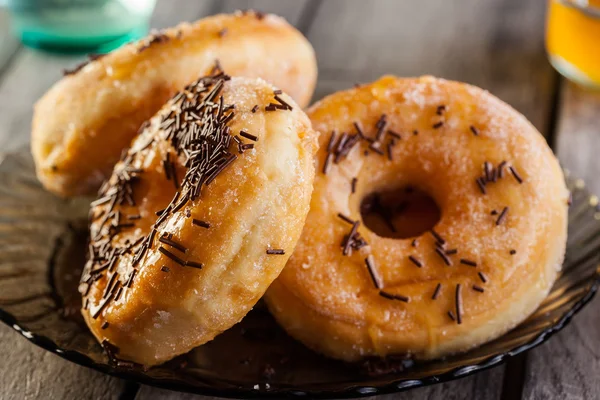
left=32, top=10, right=317, bottom=198
left=265, top=75, right=569, bottom=361
left=79, top=71, right=317, bottom=366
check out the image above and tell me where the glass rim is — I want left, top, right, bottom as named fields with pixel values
left=556, top=0, right=600, bottom=18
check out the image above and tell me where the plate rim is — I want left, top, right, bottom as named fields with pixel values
left=1, top=150, right=599, bottom=399
left=1, top=280, right=597, bottom=399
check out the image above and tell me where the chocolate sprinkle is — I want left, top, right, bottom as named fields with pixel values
left=496, top=206, right=509, bottom=226
left=432, top=121, right=444, bottom=129
left=470, top=125, right=479, bottom=136
left=240, top=131, right=258, bottom=141
left=448, top=311, right=456, bottom=321
left=251, top=105, right=259, bottom=113
left=430, top=229, right=446, bottom=245
left=510, top=249, right=517, bottom=255
left=476, top=177, right=487, bottom=194
left=337, top=213, right=354, bottom=225
left=351, top=177, right=358, bottom=194
left=161, top=266, right=170, bottom=272
left=445, top=249, right=458, bottom=255
left=158, top=236, right=187, bottom=253
left=408, top=255, right=422, bottom=268
left=509, top=166, right=523, bottom=184
left=365, top=255, right=382, bottom=289
left=432, top=283, right=442, bottom=300
left=101, top=321, right=109, bottom=330
left=435, top=247, right=452, bottom=266
left=478, top=271, right=488, bottom=283
left=266, top=249, right=285, bottom=255
left=473, top=285, right=485, bottom=293
left=455, top=283, right=463, bottom=324
left=460, top=258, right=477, bottom=267
left=497, top=161, right=507, bottom=178
left=192, top=219, right=211, bottom=229
left=185, top=261, right=204, bottom=269
left=379, top=290, right=409, bottom=303
left=159, top=246, right=186, bottom=266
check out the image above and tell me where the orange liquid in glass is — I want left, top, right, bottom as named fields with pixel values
left=546, top=0, right=600, bottom=86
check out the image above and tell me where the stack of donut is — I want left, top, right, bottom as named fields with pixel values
left=32, top=11, right=568, bottom=367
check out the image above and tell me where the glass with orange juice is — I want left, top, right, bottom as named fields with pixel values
left=546, top=0, right=600, bottom=88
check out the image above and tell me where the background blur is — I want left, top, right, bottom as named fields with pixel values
left=1, top=1, right=600, bottom=400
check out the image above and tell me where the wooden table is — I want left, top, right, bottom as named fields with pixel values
left=0, top=1, right=598, bottom=399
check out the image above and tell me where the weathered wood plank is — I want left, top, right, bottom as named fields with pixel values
left=0, top=2, right=212, bottom=399
left=308, top=0, right=554, bottom=137
left=218, top=0, right=309, bottom=23
left=0, top=10, right=21, bottom=75
left=522, top=82, right=600, bottom=400
left=0, top=324, right=126, bottom=400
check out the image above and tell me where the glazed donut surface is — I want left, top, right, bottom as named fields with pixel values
left=79, top=73, right=317, bottom=366
left=32, top=10, right=317, bottom=197
left=265, top=75, right=568, bottom=361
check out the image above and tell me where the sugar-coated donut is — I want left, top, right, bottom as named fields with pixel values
left=265, top=75, right=568, bottom=362
left=79, top=72, right=317, bottom=366
left=32, top=10, right=317, bottom=197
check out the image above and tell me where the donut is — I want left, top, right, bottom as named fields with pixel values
left=265, top=75, right=568, bottom=361
left=78, top=71, right=317, bottom=366
left=32, top=10, right=317, bottom=197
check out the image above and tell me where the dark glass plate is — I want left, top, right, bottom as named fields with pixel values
left=0, top=150, right=598, bottom=399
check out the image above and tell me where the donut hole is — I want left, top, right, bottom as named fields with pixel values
left=360, top=186, right=441, bottom=239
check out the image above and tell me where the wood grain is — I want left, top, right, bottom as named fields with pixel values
left=0, top=2, right=213, bottom=399
left=0, top=325, right=126, bottom=400
left=522, top=82, right=600, bottom=400
left=0, top=10, right=21, bottom=76
left=308, top=0, right=554, bottom=137
left=0, top=0, right=581, bottom=399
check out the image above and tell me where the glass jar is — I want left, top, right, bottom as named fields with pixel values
left=546, top=0, right=600, bottom=88
left=3, top=0, right=156, bottom=53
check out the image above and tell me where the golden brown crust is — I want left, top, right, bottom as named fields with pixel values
left=265, top=75, right=568, bottom=361
left=80, top=75, right=317, bottom=366
left=32, top=11, right=317, bottom=197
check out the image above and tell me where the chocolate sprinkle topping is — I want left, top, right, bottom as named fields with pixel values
left=430, top=229, right=446, bottom=245
left=185, top=261, right=204, bottom=269
left=510, top=249, right=517, bottom=255
left=478, top=271, right=488, bottom=283
left=159, top=246, right=186, bottom=266
left=161, top=266, right=170, bottom=272
left=101, top=321, right=109, bottom=330
left=337, top=213, right=354, bottom=225
left=460, top=258, right=477, bottom=267
left=240, top=131, right=258, bottom=141
left=470, top=125, right=479, bottom=136
left=365, top=255, right=382, bottom=289
left=496, top=206, right=509, bottom=226
left=435, top=247, right=452, bottom=266
left=432, top=121, right=444, bottom=129
left=476, top=177, right=487, bottom=194
left=192, top=219, right=211, bottom=229
left=408, top=255, right=422, bottom=268
left=455, top=284, right=463, bottom=324
left=473, top=285, right=485, bottom=293
left=432, top=283, right=442, bottom=300
left=509, top=166, right=523, bottom=184
left=448, top=311, right=456, bottom=321
left=379, top=290, right=409, bottom=303
left=351, top=177, right=358, bottom=194
left=266, top=249, right=285, bottom=255
left=251, top=105, right=259, bottom=113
